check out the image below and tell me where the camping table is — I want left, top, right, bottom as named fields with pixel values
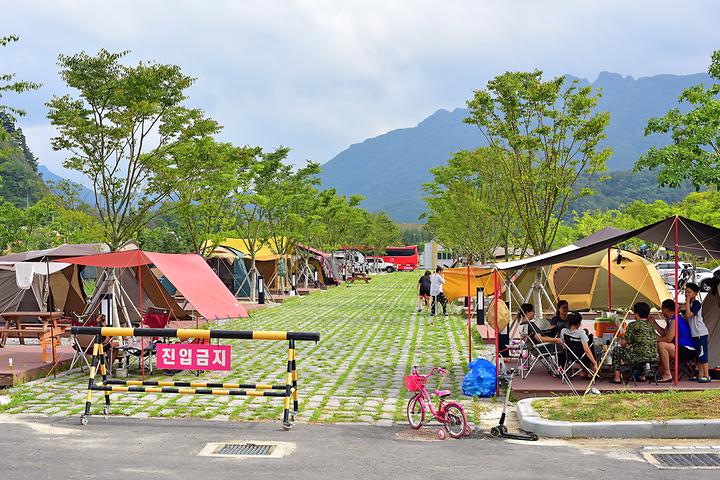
left=0, top=311, right=65, bottom=363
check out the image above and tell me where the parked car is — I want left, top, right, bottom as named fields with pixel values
left=655, top=262, right=715, bottom=291
left=365, top=256, right=397, bottom=273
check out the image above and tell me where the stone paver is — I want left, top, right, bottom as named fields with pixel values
left=1, top=273, right=491, bottom=424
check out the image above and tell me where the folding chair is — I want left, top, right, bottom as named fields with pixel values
left=677, top=346, right=697, bottom=380
left=519, top=333, right=563, bottom=379
left=68, top=314, right=100, bottom=372
left=562, top=333, right=595, bottom=378
left=122, top=308, right=171, bottom=373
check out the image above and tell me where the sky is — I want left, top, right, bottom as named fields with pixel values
left=1, top=0, right=719, bottom=184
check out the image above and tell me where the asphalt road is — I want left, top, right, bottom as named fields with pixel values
left=1, top=415, right=718, bottom=479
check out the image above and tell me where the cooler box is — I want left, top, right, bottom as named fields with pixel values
left=594, top=317, right=619, bottom=338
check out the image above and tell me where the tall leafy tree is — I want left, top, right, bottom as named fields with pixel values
left=47, top=49, right=220, bottom=250
left=171, top=138, right=255, bottom=255
left=635, top=50, right=720, bottom=190
left=0, top=35, right=40, bottom=129
left=234, top=147, right=291, bottom=300
left=424, top=148, right=519, bottom=262
left=465, top=70, right=611, bottom=255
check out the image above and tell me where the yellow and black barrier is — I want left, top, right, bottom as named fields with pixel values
left=71, top=326, right=319, bottom=430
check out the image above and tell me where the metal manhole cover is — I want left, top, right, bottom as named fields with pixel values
left=643, top=449, right=720, bottom=469
left=217, top=443, right=274, bottom=456
left=198, top=441, right=295, bottom=459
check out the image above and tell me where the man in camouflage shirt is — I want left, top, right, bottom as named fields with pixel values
left=610, top=302, right=658, bottom=383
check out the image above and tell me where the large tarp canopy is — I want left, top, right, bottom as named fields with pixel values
left=494, top=216, right=720, bottom=271
left=56, top=250, right=248, bottom=320
left=443, top=266, right=505, bottom=302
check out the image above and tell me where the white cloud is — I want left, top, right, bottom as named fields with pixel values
left=2, top=0, right=719, bottom=177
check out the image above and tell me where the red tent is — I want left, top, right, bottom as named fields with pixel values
left=57, top=250, right=248, bottom=320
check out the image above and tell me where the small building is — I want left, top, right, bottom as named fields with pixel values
left=422, top=240, right=456, bottom=270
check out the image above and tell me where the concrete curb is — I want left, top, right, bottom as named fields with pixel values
left=517, top=398, right=720, bottom=438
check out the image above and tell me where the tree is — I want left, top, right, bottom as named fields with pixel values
left=423, top=148, right=519, bottom=263
left=264, top=161, right=322, bottom=292
left=47, top=49, right=220, bottom=250
left=171, top=138, right=255, bottom=255
left=234, top=147, right=292, bottom=300
left=635, top=50, right=720, bottom=190
left=0, top=35, right=40, bottom=131
left=465, top=70, right=611, bottom=255
left=364, top=211, right=401, bottom=271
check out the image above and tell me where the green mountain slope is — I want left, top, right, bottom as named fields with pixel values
left=320, top=72, right=712, bottom=222
left=0, top=115, right=48, bottom=206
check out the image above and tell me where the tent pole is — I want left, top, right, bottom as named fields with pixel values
left=466, top=262, right=472, bottom=363
left=674, top=216, right=679, bottom=386
left=138, top=251, right=145, bottom=380
left=493, top=269, right=500, bottom=397
left=607, top=248, right=612, bottom=311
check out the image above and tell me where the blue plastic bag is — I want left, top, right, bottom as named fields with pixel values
left=462, top=358, right=496, bottom=397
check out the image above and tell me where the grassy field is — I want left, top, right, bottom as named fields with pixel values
left=533, top=390, right=720, bottom=422
left=1, top=272, right=488, bottom=425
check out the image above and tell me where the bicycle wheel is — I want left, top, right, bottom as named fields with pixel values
left=406, top=395, right=425, bottom=429
left=443, top=404, right=467, bottom=439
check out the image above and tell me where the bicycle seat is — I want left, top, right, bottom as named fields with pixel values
left=434, top=389, right=451, bottom=398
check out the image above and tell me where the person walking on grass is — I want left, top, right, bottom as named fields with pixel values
left=682, top=283, right=711, bottom=383
left=417, top=270, right=431, bottom=312
left=430, top=266, right=447, bottom=318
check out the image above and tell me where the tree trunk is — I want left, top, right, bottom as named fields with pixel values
left=250, top=256, right=257, bottom=302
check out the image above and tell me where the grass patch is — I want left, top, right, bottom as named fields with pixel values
left=533, top=390, right=720, bottom=422
left=0, top=387, right=37, bottom=413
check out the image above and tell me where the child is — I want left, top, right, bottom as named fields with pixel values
left=682, top=283, right=711, bottom=383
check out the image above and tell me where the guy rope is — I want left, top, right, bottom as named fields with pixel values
left=71, top=326, right=320, bottom=430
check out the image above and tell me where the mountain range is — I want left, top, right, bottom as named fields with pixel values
left=319, top=71, right=712, bottom=222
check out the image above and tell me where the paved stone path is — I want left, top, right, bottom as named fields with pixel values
left=1, top=273, right=491, bottom=425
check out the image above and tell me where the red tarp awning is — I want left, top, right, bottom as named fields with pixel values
left=57, top=250, right=248, bottom=319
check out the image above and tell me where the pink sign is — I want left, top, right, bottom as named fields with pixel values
left=156, top=343, right=231, bottom=371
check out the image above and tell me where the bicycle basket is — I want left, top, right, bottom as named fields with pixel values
left=404, top=374, right=425, bottom=392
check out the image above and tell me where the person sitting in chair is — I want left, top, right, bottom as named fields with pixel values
left=560, top=312, right=598, bottom=378
left=610, top=302, right=659, bottom=384
left=518, top=303, right=561, bottom=345
left=549, top=300, right=570, bottom=337
left=655, top=299, right=694, bottom=382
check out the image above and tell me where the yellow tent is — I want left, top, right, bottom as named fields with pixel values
left=220, top=238, right=293, bottom=262
left=219, top=238, right=294, bottom=292
left=442, top=266, right=504, bottom=303
left=514, top=249, right=669, bottom=311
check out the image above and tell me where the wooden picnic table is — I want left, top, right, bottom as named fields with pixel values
left=349, top=273, right=371, bottom=284
left=0, top=311, right=66, bottom=363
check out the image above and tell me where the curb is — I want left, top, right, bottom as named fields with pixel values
left=517, top=398, right=720, bottom=439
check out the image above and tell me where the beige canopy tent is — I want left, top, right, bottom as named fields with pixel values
left=510, top=249, right=669, bottom=311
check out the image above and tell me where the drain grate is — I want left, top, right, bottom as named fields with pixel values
left=216, top=443, right=274, bottom=456
left=648, top=453, right=720, bottom=469
left=198, top=441, right=294, bottom=459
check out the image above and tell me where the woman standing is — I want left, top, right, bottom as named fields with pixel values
left=417, top=271, right=431, bottom=312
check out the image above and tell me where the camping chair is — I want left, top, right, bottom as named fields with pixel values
left=122, top=307, right=171, bottom=373
left=677, top=346, right=698, bottom=380
left=68, top=314, right=100, bottom=372
left=620, top=356, right=660, bottom=386
left=519, top=328, right=563, bottom=380
left=562, top=332, right=595, bottom=378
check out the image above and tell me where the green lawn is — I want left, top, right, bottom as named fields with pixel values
left=533, top=390, right=720, bottom=422
left=1, top=272, right=487, bottom=424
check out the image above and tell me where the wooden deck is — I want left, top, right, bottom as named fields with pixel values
left=506, top=357, right=720, bottom=399
left=0, top=345, right=75, bottom=387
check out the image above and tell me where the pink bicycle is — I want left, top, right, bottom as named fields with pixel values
left=405, top=365, right=470, bottom=439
